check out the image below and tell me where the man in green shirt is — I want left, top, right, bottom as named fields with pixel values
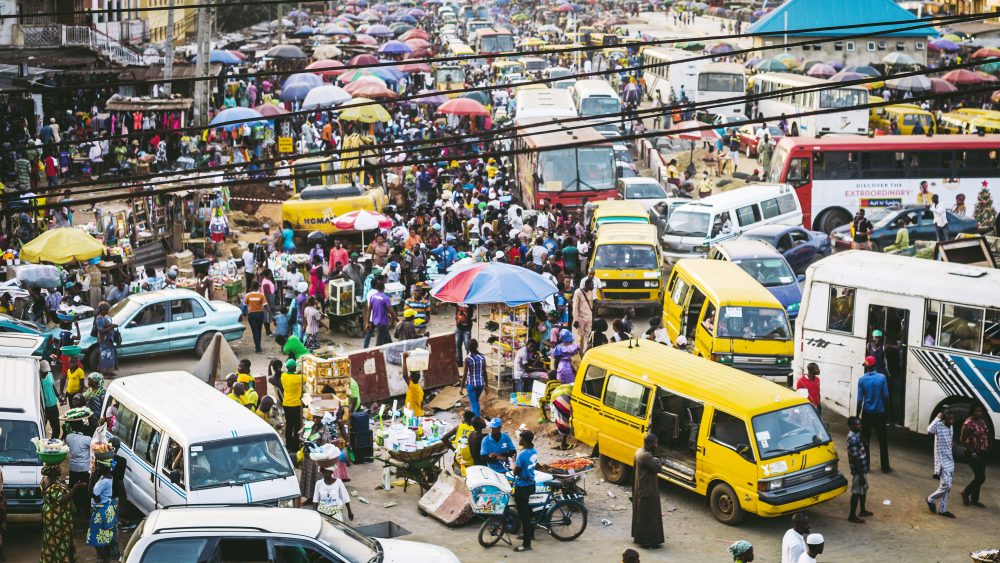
left=39, top=360, right=61, bottom=439
left=884, top=215, right=912, bottom=253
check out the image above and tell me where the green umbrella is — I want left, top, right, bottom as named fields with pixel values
left=680, top=41, right=704, bottom=51
left=980, top=61, right=1000, bottom=74
left=460, top=91, right=490, bottom=105
left=755, top=58, right=789, bottom=72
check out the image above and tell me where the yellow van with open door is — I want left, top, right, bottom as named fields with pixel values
left=662, top=259, right=793, bottom=383
left=571, top=341, right=847, bottom=524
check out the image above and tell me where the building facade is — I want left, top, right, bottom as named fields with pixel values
left=141, top=0, right=195, bottom=46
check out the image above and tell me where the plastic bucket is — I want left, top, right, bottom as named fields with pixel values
left=405, top=349, right=430, bottom=372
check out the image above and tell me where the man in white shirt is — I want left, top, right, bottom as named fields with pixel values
left=242, top=246, right=256, bottom=288
left=929, top=193, right=948, bottom=242
left=781, top=513, right=810, bottom=563
left=535, top=207, right=551, bottom=231
left=797, top=533, right=824, bottom=563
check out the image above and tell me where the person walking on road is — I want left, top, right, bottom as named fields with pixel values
left=572, top=279, right=594, bottom=351
left=960, top=403, right=990, bottom=508
left=243, top=281, right=269, bottom=353
left=846, top=416, right=873, bottom=523
left=511, top=430, right=538, bottom=553
left=280, top=359, right=305, bottom=455
left=796, top=362, right=822, bottom=415
left=926, top=409, right=956, bottom=518
left=857, top=356, right=893, bottom=473
left=729, top=540, right=754, bottom=562
left=631, top=433, right=664, bottom=549
left=781, top=512, right=810, bottom=563
left=799, top=534, right=824, bottom=563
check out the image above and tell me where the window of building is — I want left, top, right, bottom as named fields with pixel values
left=896, top=42, right=905, bottom=51
left=827, top=285, right=855, bottom=333
left=877, top=41, right=887, bottom=51
left=846, top=41, right=855, bottom=52
left=867, top=41, right=876, bottom=51
left=915, top=41, right=925, bottom=50
left=834, top=42, right=843, bottom=52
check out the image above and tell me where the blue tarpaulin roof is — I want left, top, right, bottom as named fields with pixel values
left=747, top=0, right=938, bottom=38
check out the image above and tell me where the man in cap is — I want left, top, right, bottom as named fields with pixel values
left=857, top=355, right=892, bottom=473
left=479, top=418, right=516, bottom=473
left=280, top=359, right=305, bottom=454
left=798, top=534, right=824, bottom=563
left=512, top=429, right=538, bottom=552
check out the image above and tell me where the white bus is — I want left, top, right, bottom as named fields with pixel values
left=696, top=62, right=745, bottom=119
left=570, top=79, right=623, bottom=138
left=795, top=251, right=1000, bottom=441
left=514, top=88, right=577, bottom=124
left=640, top=46, right=706, bottom=106
left=754, top=72, right=869, bottom=137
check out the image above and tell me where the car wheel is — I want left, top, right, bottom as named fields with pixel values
left=710, top=482, right=744, bottom=525
left=817, top=208, right=852, bottom=234
left=869, top=241, right=881, bottom=253
left=85, top=346, right=100, bottom=371
left=195, top=332, right=218, bottom=356
left=599, top=454, right=632, bottom=485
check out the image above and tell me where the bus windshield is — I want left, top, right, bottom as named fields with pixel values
left=766, top=146, right=788, bottom=183
left=580, top=96, right=622, bottom=117
left=538, top=147, right=614, bottom=192
left=189, top=434, right=294, bottom=491
left=664, top=209, right=710, bottom=237
left=717, top=306, right=791, bottom=340
left=753, top=404, right=831, bottom=460
left=481, top=35, right=514, bottom=52
left=593, top=244, right=659, bottom=270
left=698, top=72, right=744, bottom=92
left=436, top=68, right=465, bottom=83
left=732, top=258, right=796, bottom=288
left=0, top=420, right=41, bottom=465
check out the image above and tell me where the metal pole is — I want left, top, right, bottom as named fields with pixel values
left=192, top=4, right=211, bottom=126
left=162, top=0, right=176, bottom=96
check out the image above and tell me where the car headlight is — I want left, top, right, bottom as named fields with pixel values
left=776, top=357, right=792, bottom=366
left=277, top=497, right=296, bottom=508
left=694, top=245, right=710, bottom=253
left=758, top=478, right=784, bottom=492
left=713, top=353, right=733, bottom=364
left=644, top=280, right=659, bottom=288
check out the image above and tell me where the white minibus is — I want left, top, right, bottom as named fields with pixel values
left=570, top=79, right=623, bottom=138
left=0, top=356, right=44, bottom=521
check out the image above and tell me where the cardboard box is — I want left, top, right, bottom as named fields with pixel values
left=167, top=250, right=194, bottom=269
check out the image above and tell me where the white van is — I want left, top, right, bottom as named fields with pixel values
left=103, top=371, right=298, bottom=513
left=661, top=184, right=802, bottom=264
left=0, top=356, right=45, bottom=521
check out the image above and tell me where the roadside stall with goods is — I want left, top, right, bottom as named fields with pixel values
left=430, top=262, right=558, bottom=397
left=375, top=402, right=450, bottom=495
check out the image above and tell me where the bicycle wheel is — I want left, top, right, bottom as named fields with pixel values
left=478, top=515, right=506, bottom=547
left=547, top=500, right=588, bottom=541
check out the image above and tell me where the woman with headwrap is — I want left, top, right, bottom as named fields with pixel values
left=552, top=330, right=580, bottom=385
left=86, top=461, right=118, bottom=563
left=299, top=404, right=349, bottom=505
left=551, top=384, right=574, bottom=451
left=40, top=463, right=86, bottom=563
left=83, top=373, right=107, bottom=428
left=729, top=540, right=754, bottom=562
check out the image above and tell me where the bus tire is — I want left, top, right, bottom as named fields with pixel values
left=709, top=482, right=744, bottom=525
left=599, top=454, right=632, bottom=485
left=816, top=208, right=851, bottom=234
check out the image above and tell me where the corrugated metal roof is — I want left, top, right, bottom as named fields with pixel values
left=747, top=0, right=938, bottom=38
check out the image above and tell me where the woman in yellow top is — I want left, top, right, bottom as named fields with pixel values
left=62, top=357, right=86, bottom=402
left=405, top=370, right=424, bottom=417
left=442, top=410, right=476, bottom=475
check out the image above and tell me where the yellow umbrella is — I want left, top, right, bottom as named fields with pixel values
left=337, top=97, right=391, bottom=123
left=20, top=227, right=104, bottom=264
left=520, top=37, right=547, bottom=47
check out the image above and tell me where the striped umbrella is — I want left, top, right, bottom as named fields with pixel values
left=430, top=262, right=558, bottom=306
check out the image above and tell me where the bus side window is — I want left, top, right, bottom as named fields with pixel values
left=701, top=302, right=717, bottom=335
left=670, top=277, right=689, bottom=306
left=786, top=158, right=810, bottom=186
left=581, top=365, right=608, bottom=399
left=985, top=309, right=1000, bottom=356
left=827, top=285, right=855, bottom=333
left=938, top=303, right=984, bottom=353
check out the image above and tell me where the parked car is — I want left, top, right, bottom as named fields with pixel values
left=707, top=239, right=804, bottom=322
left=740, top=224, right=832, bottom=274
left=0, top=314, right=56, bottom=357
left=648, top=197, right=695, bottom=241
left=77, top=289, right=244, bottom=369
left=829, top=205, right=979, bottom=252
left=122, top=506, right=461, bottom=563
left=618, top=177, right=670, bottom=210
left=735, top=124, right=784, bottom=157
left=613, top=143, right=638, bottom=174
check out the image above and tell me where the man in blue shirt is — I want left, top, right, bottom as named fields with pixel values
left=479, top=417, right=516, bottom=474
left=512, top=430, right=538, bottom=552
left=856, top=355, right=892, bottom=474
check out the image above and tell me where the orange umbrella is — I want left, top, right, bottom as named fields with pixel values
left=306, top=59, right=346, bottom=78
left=437, top=97, right=489, bottom=116
left=398, top=62, right=431, bottom=73
left=399, top=29, right=430, bottom=41
left=971, top=47, right=1000, bottom=59
left=344, top=79, right=398, bottom=99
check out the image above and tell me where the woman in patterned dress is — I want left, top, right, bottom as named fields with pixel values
left=86, top=462, right=118, bottom=563
left=40, top=463, right=86, bottom=563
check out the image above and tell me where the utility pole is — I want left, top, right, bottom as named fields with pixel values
left=162, top=0, right=176, bottom=96
left=192, top=4, right=212, bottom=126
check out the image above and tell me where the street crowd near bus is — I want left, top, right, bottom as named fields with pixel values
left=2, top=0, right=1000, bottom=561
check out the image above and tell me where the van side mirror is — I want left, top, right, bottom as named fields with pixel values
left=737, top=444, right=754, bottom=462
left=168, top=469, right=182, bottom=485
left=796, top=274, right=806, bottom=283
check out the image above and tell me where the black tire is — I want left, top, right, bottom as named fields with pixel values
left=817, top=208, right=851, bottom=235
left=478, top=515, right=506, bottom=547
left=195, top=332, right=217, bottom=356
left=710, top=482, right=744, bottom=525
left=599, top=454, right=632, bottom=485
left=869, top=240, right=881, bottom=253
left=547, top=500, right=588, bottom=541
left=85, top=346, right=100, bottom=371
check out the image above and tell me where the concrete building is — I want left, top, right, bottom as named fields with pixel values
left=141, top=0, right=196, bottom=46
left=746, top=0, right=937, bottom=67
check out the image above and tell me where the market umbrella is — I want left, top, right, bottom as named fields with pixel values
left=978, top=71, right=999, bottom=83
left=294, top=25, right=316, bottom=36
left=398, top=61, right=431, bottom=73
left=322, top=24, right=354, bottom=36
left=992, top=90, right=1000, bottom=103
left=537, top=24, right=560, bottom=33
left=21, top=228, right=104, bottom=264
left=407, top=8, right=427, bottom=17
left=339, top=68, right=391, bottom=83
left=801, top=59, right=824, bottom=72
left=266, top=44, right=307, bottom=59
left=206, top=49, right=242, bottom=64
left=972, top=47, right=1000, bottom=60
left=253, top=104, right=289, bottom=116
left=348, top=53, right=380, bottom=66
left=437, top=97, right=489, bottom=116
left=709, top=42, right=734, bottom=55
left=929, top=38, right=960, bottom=52
left=754, top=58, right=788, bottom=72
left=980, top=61, right=1000, bottom=74
left=306, top=59, right=347, bottom=78
left=338, top=97, right=392, bottom=122
left=210, top=107, right=267, bottom=130
left=377, top=39, right=413, bottom=55
left=399, top=29, right=430, bottom=41
left=886, top=74, right=932, bottom=92
left=403, top=38, right=431, bottom=50
left=410, top=89, right=449, bottom=105
left=928, top=78, right=958, bottom=93
left=829, top=71, right=866, bottom=83
left=365, top=23, right=393, bottom=35
left=283, top=72, right=323, bottom=89
left=883, top=52, right=917, bottom=67
left=459, top=90, right=490, bottom=105
left=669, top=120, right=719, bottom=165
left=333, top=209, right=393, bottom=231
left=344, top=78, right=398, bottom=98
left=841, top=65, right=880, bottom=77
left=942, top=69, right=984, bottom=85
left=313, top=44, right=344, bottom=59
left=942, top=33, right=964, bottom=43
left=302, top=84, right=353, bottom=108
left=430, top=262, right=558, bottom=306
left=353, top=33, right=379, bottom=45
left=279, top=82, right=315, bottom=101
left=806, top=63, right=836, bottom=78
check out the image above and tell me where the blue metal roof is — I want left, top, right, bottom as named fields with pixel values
left=747, top=0, right=938, bottom=38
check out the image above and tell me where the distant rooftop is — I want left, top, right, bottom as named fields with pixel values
left=747, top=0, right=938, bottom=38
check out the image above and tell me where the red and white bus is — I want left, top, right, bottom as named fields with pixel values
left=474, top=27, right=514, bottom=61
left=514, top=118, right=618, bottom=210
left=766, top=135, right=1000, bottom=232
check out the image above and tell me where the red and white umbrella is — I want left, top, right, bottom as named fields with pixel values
left=333, top=210, right=394, bottom=247
left=670, top=120, right=720, bottom=141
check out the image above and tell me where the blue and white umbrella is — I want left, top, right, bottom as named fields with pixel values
left=209, top=107, right=268, bottom=131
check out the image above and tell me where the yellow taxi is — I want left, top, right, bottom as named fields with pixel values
left=592, top=223, right=662, bottom=310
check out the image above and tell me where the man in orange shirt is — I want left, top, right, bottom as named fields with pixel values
left=404, top=229, right=423, bottom=252
left=243, top=281, right=270, bottom=353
